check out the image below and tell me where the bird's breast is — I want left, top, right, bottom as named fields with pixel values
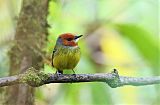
left=53, top=46, right=81, bottom=70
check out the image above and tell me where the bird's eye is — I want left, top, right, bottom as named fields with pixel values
left=66, top=38, right=72, bottom=41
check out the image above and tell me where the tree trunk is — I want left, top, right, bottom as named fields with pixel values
left=6, top=0, right=48, bottom=105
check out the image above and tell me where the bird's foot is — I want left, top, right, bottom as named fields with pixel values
left=72, top=69, right=76, bottom=78
left=54, top=70, right=63, bottom=79
left=72, top=74, right=76, bottom=78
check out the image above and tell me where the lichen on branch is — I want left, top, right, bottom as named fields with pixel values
left=20, top=67, right=50, bottom=87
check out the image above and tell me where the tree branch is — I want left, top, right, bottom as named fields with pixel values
left=0, top=68, right=160, bottom=88
left=0, top=75, right=20, bottom=87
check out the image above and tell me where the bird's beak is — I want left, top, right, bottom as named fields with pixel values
left=75, top=35, right=83, bottom=39
left=74, top=35, right=83, bottom=42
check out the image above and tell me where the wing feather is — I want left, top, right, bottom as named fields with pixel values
left=51, top=49, right=56, bottom=67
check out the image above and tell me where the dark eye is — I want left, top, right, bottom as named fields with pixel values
left=66, top=38, right=72, bottom=41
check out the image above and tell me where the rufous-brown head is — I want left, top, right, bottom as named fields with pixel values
left=57, top=33, right=83, bottom=47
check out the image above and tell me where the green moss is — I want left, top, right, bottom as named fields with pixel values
left=107, top=76, right=120, bottom=88
left=107, top=69, right=121, bottom=88
left=20, top=67, right=50, bottom=87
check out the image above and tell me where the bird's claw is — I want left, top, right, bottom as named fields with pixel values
left=54, top=71, right=63, bottom=79
left=72, top=73, right=76, bottom=78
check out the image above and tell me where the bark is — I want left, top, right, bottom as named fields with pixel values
left=6, top=0, right=48, bottom=105
left=0, top=68, right=160, bottom=88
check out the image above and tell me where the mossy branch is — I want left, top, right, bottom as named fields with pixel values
left=0, top=68, right=160, bottom=88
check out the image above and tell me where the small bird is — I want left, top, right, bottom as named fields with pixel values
left=52, top=33, right=83, bottom=75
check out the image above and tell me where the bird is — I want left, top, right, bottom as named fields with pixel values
left=51, top=33, right=83, bottom=75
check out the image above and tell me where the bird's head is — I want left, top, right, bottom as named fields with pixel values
left=57, top=33, right=83, bottom=47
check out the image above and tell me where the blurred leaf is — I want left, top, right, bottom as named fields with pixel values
left=115, top=24, right=159, bottom=73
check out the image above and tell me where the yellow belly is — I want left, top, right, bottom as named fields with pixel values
left=53, top=47, right=80, bottom=71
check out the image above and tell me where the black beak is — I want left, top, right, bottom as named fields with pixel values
left=75, top=35, right=83, bottom=39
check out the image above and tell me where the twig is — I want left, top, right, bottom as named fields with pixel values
left=0, top=68, right=160, bottom=88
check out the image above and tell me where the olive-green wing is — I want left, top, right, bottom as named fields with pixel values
left=51, top=49, right=56, bottom=67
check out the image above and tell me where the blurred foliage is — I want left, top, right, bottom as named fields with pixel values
left=0, top=0, right=159, bottom=105
left=0, top=0, right=22, bottom=77
left=115, top=24, right=159, bottom=71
